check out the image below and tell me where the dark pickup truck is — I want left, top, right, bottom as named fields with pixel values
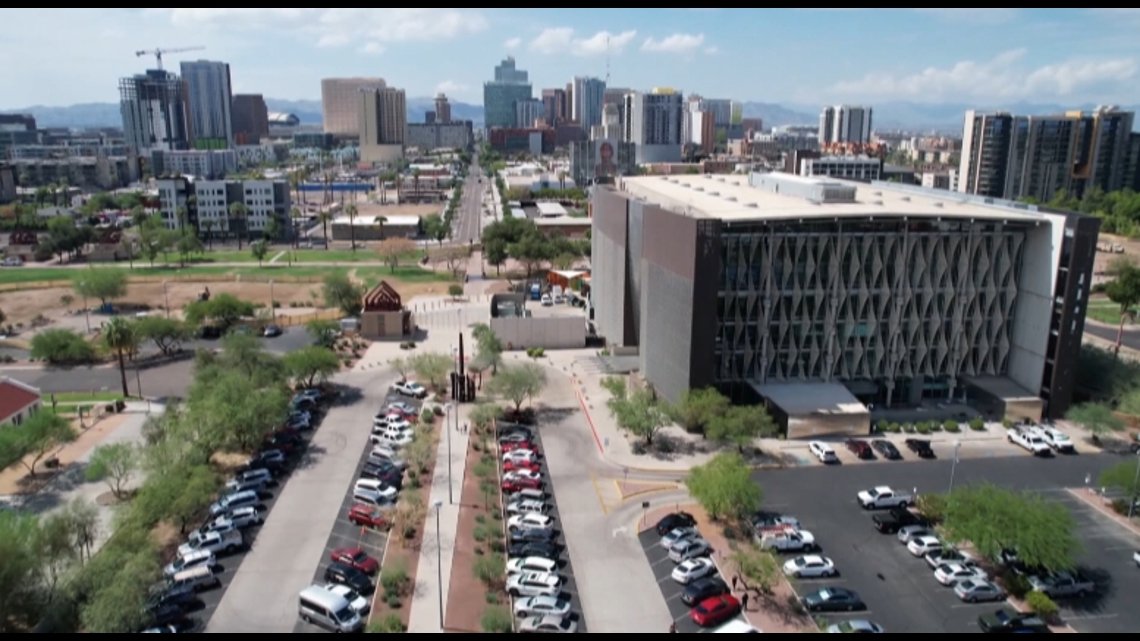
left=977, top=608, right=1049, bottom=633
left=872, top=506, right=926, bottom=534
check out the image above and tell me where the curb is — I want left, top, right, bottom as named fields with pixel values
left=1066, top=487, right=1140, bottom=537
left=616, top=481, right=682, bottom=502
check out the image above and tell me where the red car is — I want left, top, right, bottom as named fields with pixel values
left=691, top=594, right=741, bottom=627
left=500, top=440, right=538, bottom=454
left=502, top=476, right=542, bottom=492
left=347, top=504, right=390, bottom=529
left=502, top=459, right=541, bottom=473
left=845, top=438, right=875, bottom=460
left=330, top=547, right=379, bottom=575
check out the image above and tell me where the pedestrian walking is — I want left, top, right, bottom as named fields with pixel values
left=742, top=592, right=750, bottom=612
left=669, top=622, right=677, bottom=633
left=732, top=575, right=739, bottom=590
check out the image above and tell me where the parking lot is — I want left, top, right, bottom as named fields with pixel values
left=638, top=530, right=747, bottom=633
left=757, top=454, right=1140, bottom=634
left=185, top=394, right=332, bottom=631
left=501, top=424, right=588, bottom=633
left=293, top=390, right=418, bottom=633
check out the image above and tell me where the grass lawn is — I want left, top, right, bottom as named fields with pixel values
left=1087, top=299, right=1129, bottom=326
left=189, top=250, right=260, bottom=263
left=50, top=391, right=124, bottom=404
left=0, top=262, right=450, bottom=286
left=355, top=266, right=454, bottom=283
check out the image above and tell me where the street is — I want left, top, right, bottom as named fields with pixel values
left=1084, top=320, right=1140, bottom=352
left=452, top=158, right=485, bottom=243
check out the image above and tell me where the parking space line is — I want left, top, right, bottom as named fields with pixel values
left=589, top=472, right=610, bottom=515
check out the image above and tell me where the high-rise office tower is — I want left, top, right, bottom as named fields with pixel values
left=180, top=60, right=234, bottom=149
left=322, top=77, right=387, bottom=138
left=819, top=105, right=873, bottom=145
left=359, top=86, right=407, bottom=164
left=483, top=57, right=532, bottom=129
left=624, top=88, right=684, bottom=163
left=541, top=88, right=568, bottom=125
left=119, top=69, right=189, bottom=152
left=572, top=76, right=606, bottom=133
left=434, top=93, right=452, bottom=124
left=231, top=94, right=269, bottom=145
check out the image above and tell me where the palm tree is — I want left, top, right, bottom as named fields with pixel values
left=317, top=210, right=333, bottom=251
left=103, top=316, right=137, bottom=398
left=176, top=206, right=189, bottom=235
left=412, top=168, right=421, bottom=202
left=290, top=206, right=302, bottom=248
left=374, top=215, right=388, bottom=241
left=345, top=203, right=358, bottom=252
left=201, top=220, right=215, bottom=250
left=228, top=202, right=249, bottom=249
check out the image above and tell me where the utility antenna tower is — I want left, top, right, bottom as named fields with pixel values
left=605, top=34, right=611, bottom=84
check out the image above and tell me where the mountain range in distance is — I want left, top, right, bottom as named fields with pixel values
left=4, top=98, right=1137, bottom=135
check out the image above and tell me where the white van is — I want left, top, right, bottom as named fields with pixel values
left=164, top=549, right=216, bottom=578
left=169, top=565, right=221, bottom=592
left=298, top=584, right=363, bottom=632
left=712, top=618, right=761, bottom=633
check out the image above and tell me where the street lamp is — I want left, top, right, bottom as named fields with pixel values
left=1128, top=451, right=1140, bottom=519
left=446, top=402, right=454, bottom=504
left=162, top=280, right=171, bottom=319
left=433, top=499, right=444, bottom=630
left=79, top=282, right=91, bottom=333
left=269, top=279, right=276, bottom=321
left=948, top=440, right=962, bottom=494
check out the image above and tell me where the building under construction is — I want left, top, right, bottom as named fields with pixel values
left=119, top=69, right=189, bottom=152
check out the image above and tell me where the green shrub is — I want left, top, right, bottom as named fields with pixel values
left=1025, top=590, right=1059, bottom=619
left=386, top=594, right=401, bottom=609
left=903, top=424, right=916, bottom=433
left=420, top=409, right=434, bottom=424
left=968, top=417, right=986, bottom=431
left=475, top=513, right=486, bottom=524
left=380, top=561, right=409, bottom=597
left=473, top=552, right=504, bottom=587
left=473, top=461, right=494, bottom=479
left=944, top=422, right=961, bottom=433
left=369, top=613, right=405, bottom=633
left=929, top=421, right=943, bottom=432
left=916, top=423, right=931, bottom=434
left=485, top=591, right=500, bottom=604
left=30, top=328, right=97, bottom=365
left=480, top=605, right=513, bottom=633
left=1003, top=572, right=1032, bottom=598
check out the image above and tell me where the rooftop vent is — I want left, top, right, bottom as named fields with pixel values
left=709, top=191, right=720, bottom=196
left=872, top=200, right=883, bottom=206
left=695, top=187, right=705, bottom=192
left=933, top=202, right=944, bottom=208
left=726, top=196, right=737, bottom=202
left=873, top=191, right=882, bottom=196
left=746, top=203, right=759, bottom=208
left=717, top=177, right=726, bottom=182
left=901, top=196, right=910, bottom=202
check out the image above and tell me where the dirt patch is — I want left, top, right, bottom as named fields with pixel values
left=0, top=413, right=126, bottom=495
left=209, top=451, right=250, bottom=472
left=444, top=437, right=503, bottom=633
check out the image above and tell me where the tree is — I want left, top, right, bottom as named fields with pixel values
left=941, top=484, right=1078, bottom=572
left=685, top=452, right=762, bottom=521
left=64, top=497, right=99, bottom=563
left=45, top=216, right=88, bottom=262
left=322, top=272, right=364, bottom=317
left=0, top=511, right=44, bottom=632
left=372, top=214, right=388, bottom=241
left=1105, top=258, right=1140, bottom=355
left=317, top=210, right=333, bottom=250
left=85, top=442, right=138, bottom=500
left=1065, top=402, right=1124, bottom=438
left=284, top=346, right=340, bottom=388
left=306, top=318, right=340, bottom=349
left=134, top=316, right=190, bottom=356
left=0, top=410, right=75, bottom=476
left=264, top=217, right=281, bottom=242
left=102, top=316, right=137, bottom=398
left=429, top=245, right=470, bottom=278
left=73, top=268, right=127, bottom=309
left=484, top=238, right=508, bottom=275
left=79, top=551, right=157, bottom=632
left=345, top=203, right=359, bottom=252
left=670, top=387, right=730, bottom=435
left=1099, top=461, right=1140, bottom=509
left=552, top=252, right=577, bottom=270
left=137, top=215, right=170, bottom=267
left=184, top=293, right=255, bottom=329
left=706, top=404, right=778, bottom=453
left=187, top=369, right=289, bottom=452
left=251, top=239, right=269, bottom=266
left=471, top=323, right=503, bottom=375
left=510, top=231, right=552, bottom=278
left=29, top=328, right=96, bottom=364
left=169, top=465, right=219, bottom=534
left=469, top=402, right=503, bottom=435
left=377, top=237, right=416, bottom=273
left=422, top=213, right=449, bottom=246
left=228, top=202, right=249, bottom=249
left=730, top=545, right=781, bottom=594
left=175, top=229, right=203, bottom=267
left=607, top=387, right=670, bottom=445
left=486, top=362, right=547, bottom=413
left=411, top=352, right=453, bottom=390
left=448, top=283, right=464, bottom=299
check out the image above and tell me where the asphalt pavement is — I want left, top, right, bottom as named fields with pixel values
left=755, top=451, right=1140, bottom=633
left=638, top=530, right=743, bottom=633
left=1083, top=321, right=1140, bottom=352
left=452, top=160, right=484, bottom=243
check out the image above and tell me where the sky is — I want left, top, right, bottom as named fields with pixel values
left=2, top=8, right=1139, bottom=108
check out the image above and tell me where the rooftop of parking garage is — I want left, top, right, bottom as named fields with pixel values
left=620, top=172, right=1053, bottom=224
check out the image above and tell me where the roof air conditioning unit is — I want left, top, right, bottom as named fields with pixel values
left=901, top=196, right=910, bottom=201
left=872, top=200, right=883, bottom=206
left=933, top=202, right=944, bottom=208
left=747, top=203, right=759, bottom=208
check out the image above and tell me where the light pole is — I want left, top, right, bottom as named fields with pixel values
left=447, top=402, right=454, bottom=504
left=135, top=364, right=143, bottom=399
left=162, top=280, right=170, bottom=318
left=269, top=279, right=276, bottom=320
left=948, top=440, right=962, bottom=494
left=433, top=499, right=444, bottom=630
left=79, top=282, right=91, bottom=333
left=1128, top=451, right=1140, bottom=519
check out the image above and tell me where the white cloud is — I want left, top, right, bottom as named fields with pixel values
left=704, top=46, right=720, bottom=55
left=832, top=49, right=1138, bottom=102
left=435, top=80, right=468, bottom=95
left=504, top=36, right=521, bottom=50
left=360, top=42, right=385, bottom=55
left=913, top=8, right=1020, bottom=24
left=641, top=33, right=705, bottom=54
left=159, top=8, right=487, bottom=50
left=528, top=27, right=636, bottom=57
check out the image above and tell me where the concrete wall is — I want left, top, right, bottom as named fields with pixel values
left=361, top=310, right=409, bottom=339
left=491, top=316, right=586, bottom=350
left=1007, top=221, right=1060, bottom=396
left=590, top=188, right=634, bottom=346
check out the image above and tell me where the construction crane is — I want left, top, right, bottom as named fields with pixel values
left=134, top=46, right=205, bottom=70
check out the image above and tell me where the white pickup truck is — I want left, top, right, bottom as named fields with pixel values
left=178, top=529, right=244, bottom=558
left=1007, top=426, right=1053, bottom=456
left=756, top=528, right=818, bottom=552
left=1028, top=570, right=1095, bottom=598
left=856, top=486, right=914, bottom=510
left=1037, top=426, right=1075, bottom=453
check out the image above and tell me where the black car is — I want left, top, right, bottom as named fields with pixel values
left=324, top=562, right=374, bottom=595
left=681, top=576, right=729, bottom=606
left=802, top=586, right=865, bottom=612
left=977, top=608, right=1049, bottom=633
left=145, top=599, right=187, bottom=627
left=361, top=463, right=403, bottom=487
left=507, top=541, right=561, bottom=561
left=872, top=507, right=926, bottom=534
left=871, top=439, right=901, bottom=460
left=147, top=582, right=198, bottom=610
left=509, top=528, right=558, bottom=544
left=196, top=325, right=222, bottom=340
left=905, top=438, right=935, bottom=458
left=262, top=324, right=283, bottom=337
left=655, top=511, right=697, bottom=536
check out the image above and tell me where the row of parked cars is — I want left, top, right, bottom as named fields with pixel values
left=497, top=422, right=581, bottom=634
left=652, top=512, right=739, bottom=629
left=295, top=389, right=423, bottom=633
left=809, top=437, right=936, bottom=464
left=143, top=388, right=330, bottom=633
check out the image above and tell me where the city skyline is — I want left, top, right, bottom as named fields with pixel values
left=2, top=8, right=1139, bottom=109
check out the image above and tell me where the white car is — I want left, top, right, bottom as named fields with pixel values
left=391, top=380, right=427, bottom=398
left=1134, top=550, right=1140, bottom=567
left=324, top=583, right=370, bottom=615
left=503, top=449, right=539, bottom=464
left=353, top=479, right=397, bottom=505
left=809, top=441, right=839, bottom=463
left=507, top=556, right=558, bottom=576
left=669, top=538, right=712, bottom=563
left=518, top=614, right=578, bottom=634
left=783, top=555, right=838, bottom=578
left=513, top=595, right=572, bottom=619
left=897, top=525, right=932, bottom=544
left=935, top=562, right=988, bottom=586
left=661, top=526, right=699, bottom=550
left=508, top=513, right=555, bottom=532
left=506, top=571, right=562, bottom=597
left=954, top=578, right=1006, bottom=603
left=386, top=401, right=417, bottom=415
left=211, top=506, right=264, bottom=530
left=671, top=557, right=716, bottom=584
left=907, top=536, right=943, bottom=557
left=541, top=294, right=553, bottom=306
left=371, top=431, right=413, bottom=447
left=826, top=620, right=884, bottom=634
left=925, top=548, right=975, bottom=569
left=506, top=499, right=549, bottom=515
left=1038, top=426, right=1075, bottom=453
left=373, top=414, right=411, bottom=430
left=504, top=469, right=542, bottom=484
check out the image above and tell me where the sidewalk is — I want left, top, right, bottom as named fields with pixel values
left=405, top=402, right=474, bottom=632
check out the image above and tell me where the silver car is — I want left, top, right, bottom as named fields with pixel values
left=518, top=614, right=578, bottom=633
left=953, top=578, right=1006, bottom=603
left=513, top=595, right=572, bottom=619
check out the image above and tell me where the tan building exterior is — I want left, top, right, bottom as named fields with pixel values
left=359, top=86, right=406, bottom=165
left=321, top=77, right=387, bottom=138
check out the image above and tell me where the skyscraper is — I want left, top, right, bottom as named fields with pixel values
left=359, top=86, right=406, bottom=164
left=119, top=69, right=188, bottom=152
left=483, top=57, right=532, bottom=130
left=322, top=77, right=387, bottom=138
left=572, top=76, right=606, bottom=133
left=819, top=105, right=873, bottom=145
left=180, top=60, right=234, bottom=149
left=516, top=99, right=545, bottom=128
left=624, top=88, right=684, bottom=163
left=541, top=88, right=568, bottom=125
left=231, top=94, right=269, bottom=145
left=434, top=93, right=452, bottom=124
